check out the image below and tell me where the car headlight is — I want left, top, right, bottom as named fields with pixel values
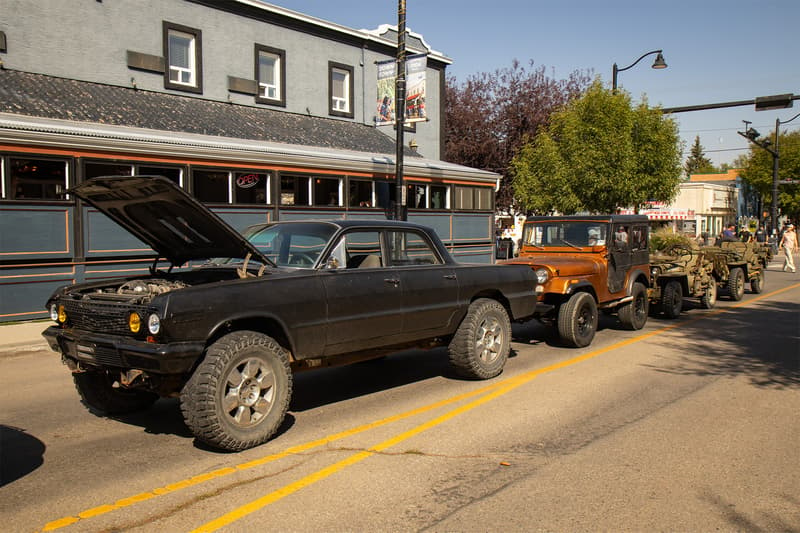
left=50, top=303, right=59, bottom=322
left=147, top=313, right=161, bottom=335
left=651, top=267, right=659, bottom=278
left=535, top=268, right=549, bottom=284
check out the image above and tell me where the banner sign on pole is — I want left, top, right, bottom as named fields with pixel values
left=375, top=59, right=396, bottom=126
left=375, top=55, right=427, bottom=126
left=404, top=53, right=426, bottom=123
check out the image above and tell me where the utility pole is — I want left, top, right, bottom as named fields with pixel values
left=394, top=0, right=407, bottom=221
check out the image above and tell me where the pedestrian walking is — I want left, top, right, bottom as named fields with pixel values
left=779, top=224, right=797, bottom=273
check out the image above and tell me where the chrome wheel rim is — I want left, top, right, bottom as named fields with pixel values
left=476, top=316, right=502, bottom=364
left=222, top=357, right=275, bottom=428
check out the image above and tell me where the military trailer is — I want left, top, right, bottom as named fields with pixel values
left=702, top=241, right=771, bottom=300
left=648, top=242, right=717, bottom=318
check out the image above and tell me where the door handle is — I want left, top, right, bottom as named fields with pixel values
left=384, top=278, right=401, bottom=286
left=443, top=274, right=457, bottom=280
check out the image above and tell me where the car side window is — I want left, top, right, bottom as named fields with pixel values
left=387, top=230, right=442, bottom=266
left=333, top=231, right=383, bottom=269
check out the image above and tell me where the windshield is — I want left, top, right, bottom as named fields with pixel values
left=242, top=222, right=337, bottom=268
left=522, top=221, right=609, bottom=248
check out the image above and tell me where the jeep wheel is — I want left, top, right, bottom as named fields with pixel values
left=449, top=298, right=510, bottom=380
left=618, top=282, right=648, bottom=330
left=73, top=371, right=158, bottom=415
left=660, top=280, right=683, bottom=319
left=700, top=278, right=717, bottom=309
left=557, top=292, right=598, bottom=348
left=728, top=267, right=745, bottom=301
left=750, top=270, right=764, bottom=294
left=181, top=331, right=292, bottom=452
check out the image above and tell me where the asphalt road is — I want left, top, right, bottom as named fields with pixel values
left=1, top=270, right=798, bottom=533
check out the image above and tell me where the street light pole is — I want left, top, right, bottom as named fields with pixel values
left=394, top=0, right=407, bottom=221
left=738, top=111, right=800, bottom=234
left=612, top=49, right=667, bottom=91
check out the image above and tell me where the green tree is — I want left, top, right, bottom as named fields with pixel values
left=684, top=135, right=716, bottom=176
left=739, top=129, right=800, bottom=223
left=444, top=60, right=591, bottom=212
left=511, top=80, right=683, bottom=214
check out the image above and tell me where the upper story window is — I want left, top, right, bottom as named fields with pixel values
left=255, top=45, right=285, bottom=107
left=164, top=22, right=202, bottom=94
left=329, top=62, right=354, bottom=118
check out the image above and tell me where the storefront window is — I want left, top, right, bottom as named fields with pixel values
left=138, top=165, right=182, bottom=184
left=192, top=169, right=229, bottom=203
left=9, top=158, right=68, bottom=200
left=280, top=175, right=309, bottom=206
left=85, top=162, right=133, bottom=179
left=349, top=179, right=373, bottom=207
left=430, top=185, right=448, bottom=209
left=313, top=177, right=340, bottom=206
left=408, top=184, right=426, bottom=209
left=234, top=172, right=269, bottom=204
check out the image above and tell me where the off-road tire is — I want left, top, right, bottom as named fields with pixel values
left=557, top=292, right=598, bottom=348
left=180, top=331, right=292, bottom=452
left=73, top=371, right=159, bottom=415
left=750, top=270, right=764, bottom=294
left=618, top=282, right=648, bottom=330
left=700, top=277, right=717, bottom=309
left=727, top=267, right=745, bottom=301
left=448, top=298, right=511, bottom=380
left=660, top=280, right=683, bottom=319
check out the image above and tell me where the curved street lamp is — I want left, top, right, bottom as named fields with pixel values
left=612, top=49, right=667, bottom=91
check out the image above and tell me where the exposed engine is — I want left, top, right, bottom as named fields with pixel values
left=116, top=279, right=187, bottom=297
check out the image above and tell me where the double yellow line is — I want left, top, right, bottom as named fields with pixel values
left=41, top=283, right=800, bottom=532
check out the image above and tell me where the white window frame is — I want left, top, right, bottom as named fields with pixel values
left=329, top=62, right=354, bottom=118
left=258, top=51, right=280, bottom=100
left=168, top=29, right=196, bottom=87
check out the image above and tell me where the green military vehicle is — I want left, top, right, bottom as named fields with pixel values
left=649, top=241, right=717, bottom=318
left=702, top=241, right=771, bottom=301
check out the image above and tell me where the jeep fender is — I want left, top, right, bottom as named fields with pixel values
left=626, top=268, right=651, bottom=294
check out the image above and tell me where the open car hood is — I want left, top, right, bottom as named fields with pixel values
left=71, top=175, right=274, bottom=267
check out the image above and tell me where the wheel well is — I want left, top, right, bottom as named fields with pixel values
left=470, top=290, right=512, bottom=318
left=206, top=317, right=294, bottom=360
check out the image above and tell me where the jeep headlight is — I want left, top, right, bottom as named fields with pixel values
left=651, top=267, right=659, bottom=278
left=128, top=312, right=141, bottom=333
left=535, top=268, right=549, bottom=284
left=147, top=313, right=161, bottom=335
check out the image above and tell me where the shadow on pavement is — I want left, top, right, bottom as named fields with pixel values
left=0, top=425, right=45, bottom=486
left=642, top=299, right=799, bottom=389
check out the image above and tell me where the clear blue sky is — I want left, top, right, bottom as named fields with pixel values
left=274, top=0, right=800, bottom=168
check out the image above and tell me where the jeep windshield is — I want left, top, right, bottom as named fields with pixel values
left=523, top=221, right=608, bottom=248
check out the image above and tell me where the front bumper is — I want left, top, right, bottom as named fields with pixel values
left=43, top=326, right=204, bottom=374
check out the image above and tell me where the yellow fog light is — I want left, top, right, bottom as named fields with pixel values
left=57, top=305, right=67, bottom=324
left=128, top=312, right=141, bottom=333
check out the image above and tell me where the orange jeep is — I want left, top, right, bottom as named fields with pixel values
left=501, top=215, right=651, bottom=347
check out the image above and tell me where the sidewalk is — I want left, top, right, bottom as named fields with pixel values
left=0, top=320, right=51, bottom=356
